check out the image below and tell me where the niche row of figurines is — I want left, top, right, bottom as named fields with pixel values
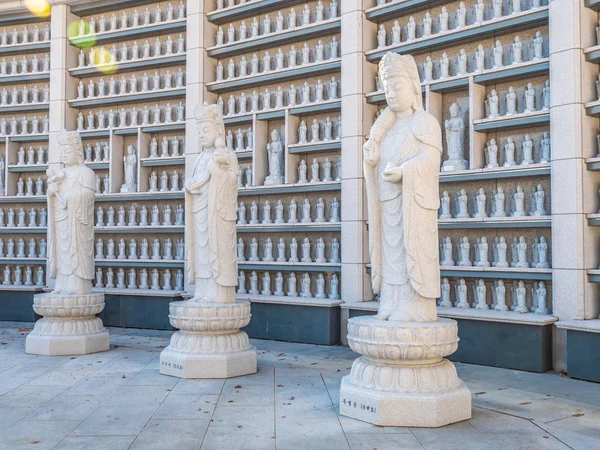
left=94, top=267, right=184, bottom=292
left=439, top=235, right=550, bottom=269
left=0, top=116, right=49, bottom=136
left=482, top=132, right=551, bottom=168
left=215, top=37, right=339, bottom=82
left=237, top=270, right=341, bottom=300
left=215, top=1, right=339, bottom=45
left=0, top=25, right=50, bottom=46
left=76, top=35, right=186, bottom=68
left=0, top=207, right=47, bottom=227
left=76, top=70, right=185, bottom=99
left=75, top=2, right=186, bottom=37
left=93, top=170, right=184, bottom=195
left=438, top=277, right=550, bottom=315
left=439, top=184, right=548, bottom=219
left=237, top=197, right=340, bottom=225
left=0, top=237, right=47, bottom=259
left=95, top=203, right=184, bottom=227
left=13, top=145, right=48, bottom=165
left=15, top=176, right=46, bottom=197
left=94, top=237, right=184, bottom=261
left=0, top=265, right=45, bottom=287
left=0, top=56, right=50, bottom=77
left=236, top=236, right=340, bottom=264
left=217, top=77, right=339, bottom=116
left=377, top=31, right=545, bottom=85
left=374, top=0, right=543, bottom=49
left=484, top=80, right=549, bottom=119
left=76, top=103, right=185, bottom=131
left=239, top=156, right=341, bottom=188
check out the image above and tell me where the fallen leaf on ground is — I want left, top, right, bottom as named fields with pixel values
left=519, top=402, right=531, bottom=405
left=571, top=413, right=585, bottom=417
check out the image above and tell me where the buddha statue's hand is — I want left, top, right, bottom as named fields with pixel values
left=382, top=162, right=403, bottom=183
left=363, top=138, right=379, bottom=168
left=47, top=181, right=59, bottom=197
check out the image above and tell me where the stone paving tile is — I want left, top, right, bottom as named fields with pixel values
left=410, top=420, right=497, bottom=450
left=534, top=409, right=600, bottom=450
left=0, top=383, right=68, bottom=409
left=130, top=419, right=209, bottom=450
left=0, top=419, right=81, bottom=450
left=70, top=406, right=158, bottom=436
left=346, top=433, right=424, bottom=450
left=54, top=435, right=137, bottom=450
left=102, top=385, right=171, bottom=408
left=168, top=378, right=225, bottom=395
left=202, top=404, right=275, bottom=449
left=153, top=394, right=218, bottom=420
left=27, top=393, right=105, bottom=421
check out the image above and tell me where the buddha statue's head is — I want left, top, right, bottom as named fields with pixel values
left=379, top=52, right=422, bottom=114
left=195, top=102, right=224, bottom=149
left=58, top=130, right=84, bottom=167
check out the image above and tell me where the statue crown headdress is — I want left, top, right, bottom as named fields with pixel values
left=379, top=52, right=419, bottom=82
left=57, top=130, right=82, bottom=149
left=195, top=102, right=223, bottom=124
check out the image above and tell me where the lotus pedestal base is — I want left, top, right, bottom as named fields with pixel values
left=26, top=293, right=110, bottom=356
left=340, top=316, right=472, bottom=427
left=160, top=300, right=257, bottom=379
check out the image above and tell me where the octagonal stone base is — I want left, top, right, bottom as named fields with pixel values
left=160, top=345, right=257, bottom=379
left=340, top=375, right=472, bottom=427
left=26, top=329, right=110, bottom=356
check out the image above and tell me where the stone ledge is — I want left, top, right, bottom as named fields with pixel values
left=238, top=293, right=343, bottom=308
left=555, top=319, right=600, bottom=333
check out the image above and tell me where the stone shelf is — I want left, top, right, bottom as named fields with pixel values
left=587, top=269, right=600, bottom=282
left=207, top=18, right=341, bottom=58
left=140, top=156, right=185, bottom=167
left=223, top=100, right=341, bottom=125
left=585, top=0, right=600, bottom=11
left=238, top=293, right=342, bottom=308
left=584, top=44, right=600, bottom=63
left=113, top=127, right=140, bottom=136
left=555, top=318, right=600, bottom=332
left=439, top=164, right=551, bottom=183
left=95, top=259, right=184, bottom=268
left=79, top=130, right=110, bottom=138
left=0, top=72, right=50, bottom=86
left=0, top=41, right=50, bottom=56
left=365, top=0, right=448, bottom=22
left=585, top=99, right=600, bottom=117
left=68, top=87, right=186, bottom=108
left=256, top=110, right=287, bottom=120
left=206, top=59, right=341, bottom=93
left=207, top=0, right=308, bottom=24
left=69, top=18, right=187, bottom=47
left=86, top=161, right=110, bottom=170
left=438, top=216, right=551, bottom=229
left=95, top=225, right=184, bottom=234
left=585, top=156, right=600, bottom=171
left=440, top=266, right=552, bottom=281
left=238, top=181, right=341, bottom=196
left=0, top=257, right=46, bottom=265
left=235, top=150, right=253, bottom=160
left=96, top=191, right=184, bottom=202
left=0, top=285, right=44, bottom=292
left=289, top=99, right=341, bottom=116
left=69, top=54, right=186, bottom=78
left=93, top=287, right=184, bottom=297
left=287, top=140, right=341, bottom=155
left=0, top=102, right=49, bottom=114
left=7, top=133, right=49, bottom=142
left=0, top=227, right=47, bottom=234
left=224, top=114, right=254, bottom=126
left=8, top=164, right=49, bottom=173
left=365, top=7, right=549, bottom=61
left=587, top=213, right=600, bottom=226
left=438, top=307, right=557, bottom=326
left=472, top=110, right=550, bottom=132
left=141, top=121, right=185, bottom=133
left=0, top=196, right=46, bottom=204
left=236, top=223, right=341, bottom=233
left=238, top=262, right=341, bottom=273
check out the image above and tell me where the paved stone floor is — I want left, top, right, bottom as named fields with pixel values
left=0, top=322, right=599, bottom=450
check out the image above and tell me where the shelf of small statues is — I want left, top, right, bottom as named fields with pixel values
left=287, top=139, right=341, bottom=155
left=238, top=181, right=341, bottom=197
left=472, top=110, right=550, bottom=132
left=438, top=216, right=551, bottom=229
left=0, top=226, right=47, bottom=234
left=207, top=59, right=341, bottom=93
left=0, top=196, right=46, bottom=204
left=238, top=262, right=341, bottom=273
left=587, top=269, right=600, bottom=283
left=69, top=87, right=186, bottom=108
left=6, top=133, right=48, bottom=143
left=95, top=191, right=184, bottom=203
left=365, top=7, right=549, bottom=62
left=207, top=18, right=341, bottom=59
left=7, top=163, right=48, bottom=173
left=86, top=161, right=110, bottom=170
left=69, top=18, right=187, bottom=48
left=437, top=307, right=557, bottom=325
left=0, top=71, right=50, bottom=86
left=236, top=223, right=341, bottom=233
left=208, top=0, right=309, bottom=24
left=586, top=213, right=600, bottom=226
left=584, top=99, right=600, bottom=117
left=223, top=100, right=341, bottom=125
left=140, top=156, right=185, bottom=167
left=69, top=54, right=187, bottom=78
left=94, top=259, right=184, bottom=269
left=236, top=293, right=343, bottom=308
left=439, top=163, right=551, bottom=183
left=0, top=102, right=49, bottom=114
left=440, top=266, right=552, bottom=281
left=0, top=40, right=50, bottom=57
left=365, top=0, right=448, bottom=22
left=95, top=225, right=184, bottom=234
left=0, top=257, right=46, bottom=265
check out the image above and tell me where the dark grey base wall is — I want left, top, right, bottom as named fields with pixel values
left=0, top=291, right=37, bottom=322
left=244, top=303, right=341, bottom=345
left=566, top=330, right=600, bottom=383
left=101, top=294, right=180, bottom=330
left=347, top=309, right=553, bottom=373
